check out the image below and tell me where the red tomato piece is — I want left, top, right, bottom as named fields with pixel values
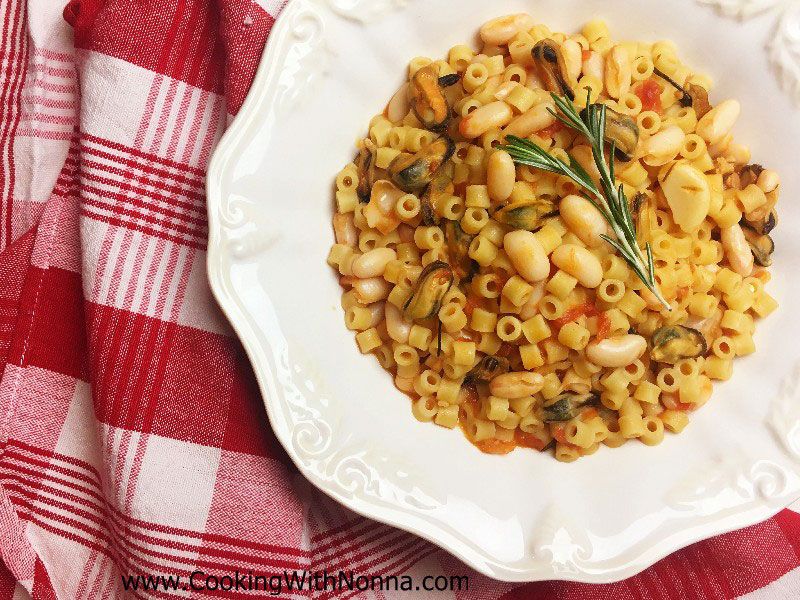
left=636, top=78, right=663, bottom=113
left=515, top=430, right=547, bottom=451
left=595, top=312, right=612, bottom=341
left=475, top=438, right=517, bottom=455
left=552, top=302, right=599, bottom=330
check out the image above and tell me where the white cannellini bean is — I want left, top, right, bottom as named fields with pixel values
left=352, top=248, right=397, bottom=278
left=365, top=302, right=385, bottom=328
left=723, top=142, right=750, bottom=166
left=459, top=101, right=513, bottom=139
left=562, top=39, right=583, bottom=86
left=503, top=231, right=550, bottom=283
left=707, top=133, right=733, bottom=159
left=551, top=244, right=603, bottom=288
left=503, top=100, right=557, bottom=138
left=661, top=162, right=711, bottom=233
left=570, top=145, right=602, bottom=184
left=333, top=213, right=357, bottom=248
left=365, top=180, right=404, bottom=231
left=721, top=224, right=754, bottom=277
left=757, top=169, right=781, bottom=194
left=519, top=281, right=546, bottom=321
left=604, top=45, right=631, bottom=99
left=385, top=302, right=412, bottom=343
left=586, top=335, right=647, bottom=368
left=352, top=277, right=392, bottom=304
left=386, top=83, right=410, bottom=124
left=559, top=195, right=609, bottom=248
left=487, top=150, right=516, bottom=202
left=479, top=13, right=535, bottom=46
left=582, top=50, right=604, bottom=82
left=490, top=372, right=544, bottom=399
left=643, top=125, right=686, bottom=160
left=696, top=99, right=740, bottom=145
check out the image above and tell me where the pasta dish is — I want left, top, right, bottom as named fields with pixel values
left=326, top=15, right=779, bottom=461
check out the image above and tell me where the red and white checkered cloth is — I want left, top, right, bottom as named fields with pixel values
left=1, top=1, right=800, bottom=598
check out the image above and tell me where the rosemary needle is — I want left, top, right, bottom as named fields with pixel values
left=500, top=91, right=671, bottom=310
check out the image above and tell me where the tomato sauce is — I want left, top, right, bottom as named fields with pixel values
left=463, top=294, right=485, bottom=317
left=552, top=302, right=600, bottom=330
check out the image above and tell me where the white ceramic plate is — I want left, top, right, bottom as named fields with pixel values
left=207, top=0, right=800, bottom=583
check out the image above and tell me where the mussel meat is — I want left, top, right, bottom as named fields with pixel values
left=363, top=180, right=403, bottom=235
left=494, top=199, right=558, bottom=231
left=742, top=227, right=774, bottom=267
left=464, top=355, right=510, bottom=385
left=421, top=173, right=453, bottom=226
left=738, top=164, right=765, bottom=189
left=444, top=220, right=476, bottom=280
left=355, top=139, right=377, bottom=202
left=742, top=209, right=778, bottom=236
left=542, top=393, right=597, bottom=422
left=687, top=83, right=711, bottom=118
left=603, top=106, right=639, bottom=161
left=580, top=104, right=640, bottom=161
left=438, top=73, right=461, bottom=88
left=409, top=64, right=452, bottom=132
left=631, top=192, right=647, bottom=218
left=651, top=325, right=707, bottom=364
left=389, top=135, right=455, bottom=193
left=403, top=261, right=454, bottom=320
left=532, top=40, right=575, bottom=100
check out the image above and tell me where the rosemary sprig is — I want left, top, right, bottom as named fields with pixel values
left=500, top=91, right=670, bottom=310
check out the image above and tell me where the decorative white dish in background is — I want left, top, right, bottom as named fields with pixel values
left=206, top=0, right=800, bottom=583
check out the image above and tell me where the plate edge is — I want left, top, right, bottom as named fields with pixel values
left=204, top=0, right=800, bottom=583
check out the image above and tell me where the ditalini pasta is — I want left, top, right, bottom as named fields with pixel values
left=327, top=16, right=779, bottom=461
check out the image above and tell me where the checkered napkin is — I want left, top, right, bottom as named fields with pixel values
left=0, top=0, right=799, bottom=598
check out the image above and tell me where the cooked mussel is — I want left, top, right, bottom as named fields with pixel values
left=653, top=68, right=712, bottom=116
left=743, top=209, right=778, bottom=236
left=355, top=139, right=377, bottom=202
left=494, top=199, right=558, bottom=231
left=651, top=325, right=707, bottom=364
left=409, top=64, right=452, bottom=132
left=438, top=73, right=461, bottom=88
left=444, top=220, right=476, bottom=280
left=464, top=355, right=510, bottom=385
left=737, top=164, right=764, bottom=189
left=403, top=261, right=454, bottom=320
left=532, top=40, right=575, bottom=100
left=542, top=393, right=597, bottom=422
left=389, top=135, right=455, bottom=193
left=604, top=106, right=639, bottom=161
left=742, top=227, right=774, bottom=267
left=580, top=104, right=639, bottom=161
left=420, top=173, right=453, bottom=226
left=686, top=83, right=711, bottom=118
left=631, top=192, right=647, bottom=218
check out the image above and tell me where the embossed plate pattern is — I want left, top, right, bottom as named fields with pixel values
left=207, top=0, right=800, bottom=582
